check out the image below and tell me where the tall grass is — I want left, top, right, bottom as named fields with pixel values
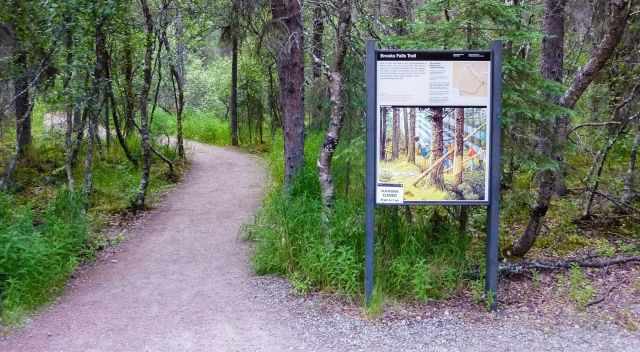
left=248, top=133, right=478, bottom=302
left=0, top=191, right=87, bottom=323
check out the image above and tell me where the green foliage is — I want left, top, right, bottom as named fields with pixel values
left=0, top=191, right=88, bottom=323
left=185, top=57, right=231, bottom=116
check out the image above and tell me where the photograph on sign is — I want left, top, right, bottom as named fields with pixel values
left=376, top=53, right=491, bottom=204
left=378, top=106, right=488, bottom=203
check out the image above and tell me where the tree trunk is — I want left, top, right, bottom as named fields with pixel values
left=133, top=0, right=155, bottom=210
left=230, top=35, right=239, bottom=146
left=453, top=108, right=465, bottom=186
left=408, top=108, right=416, bottom=163
left=317, top=0, right=352, bottom=210
left=82, top=106, right=96, bottom=202
left=174, top=9, right=186, bottom=158
left=271, top=0, right=305, bottom=187
left=430, top=108, right=445, bottom=190
left=63, top=16, right=75, bottom=190
left=175, top=8, right=186, bottom=87
left=161, top=23, right=186, bottom=159
left=391, top=108, right=400, bottom=160
left=403, top=108, right=409, bottom=155
left=105, top=47, right=136, bottom=166
left=14, top=50, right=31, bottom=158
left=123, top=28, right=135, bottom=135
left=84, top=19, right=108, bottom=201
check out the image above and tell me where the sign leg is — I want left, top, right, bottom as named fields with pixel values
left=365, top=40, right=377, bottom=305
left=485, top=40, right=502, bottom=311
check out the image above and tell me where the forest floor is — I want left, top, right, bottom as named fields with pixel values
left=1, top=141, right=639, bottom=351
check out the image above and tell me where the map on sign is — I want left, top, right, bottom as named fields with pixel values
left=375, top=51, right=491, bottom=204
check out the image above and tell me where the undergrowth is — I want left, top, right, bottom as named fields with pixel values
left=0, top=104, right=181, bottom=324
left=247, top=133, right=481, bottom=303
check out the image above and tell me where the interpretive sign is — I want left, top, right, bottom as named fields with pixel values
left=364, top=41, right=502, bottom=309
left=375, top=51, right=491, bottom=204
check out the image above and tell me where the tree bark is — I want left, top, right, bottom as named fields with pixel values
left=430, top=107, right=444, bottom=190
left=454, top=108, right=464, bottom=186
left=317, top=0, right=352, bottom=210
left=271, top=0, right=305, bottom=187
left=133, top=0, right=155, bottom=210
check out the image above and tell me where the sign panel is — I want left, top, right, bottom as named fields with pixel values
left=375, top=51, right=492, bottom=204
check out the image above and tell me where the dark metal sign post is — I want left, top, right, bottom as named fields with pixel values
left=364, top=40, right=502, bottom=310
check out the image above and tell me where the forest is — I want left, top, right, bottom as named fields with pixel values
left=0, top=0, right=639, bottom=329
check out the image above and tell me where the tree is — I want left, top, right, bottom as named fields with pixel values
left=271, top=0, right=305, bottom=187
left=429, top=107, right=444, bottom=190
left=133, top=0, right=156, bottom=210
left=160, top=0, right=186, bottom=158
left=317, top=0, right=352, bottom=210
left=223, top=1, right=241, bottom=146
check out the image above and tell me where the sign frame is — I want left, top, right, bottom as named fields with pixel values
left=364, top=40, right=502, bottom=310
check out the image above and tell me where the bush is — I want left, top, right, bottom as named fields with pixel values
left=0, top=191, right=88, bottom=323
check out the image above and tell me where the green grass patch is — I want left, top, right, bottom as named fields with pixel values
left=152, top=108, right=231, bottom=146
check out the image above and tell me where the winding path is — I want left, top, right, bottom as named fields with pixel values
left=1, top=142, right=306, bottom=351
left=1, top=142, right=638, bottom=352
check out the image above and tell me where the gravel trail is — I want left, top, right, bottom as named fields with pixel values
left=1, top=142, right=638, bottom=351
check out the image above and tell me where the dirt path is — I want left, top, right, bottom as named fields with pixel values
left=2, top=142, right=638, bottom=352
left=0, top=142, right=309, bottom=351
